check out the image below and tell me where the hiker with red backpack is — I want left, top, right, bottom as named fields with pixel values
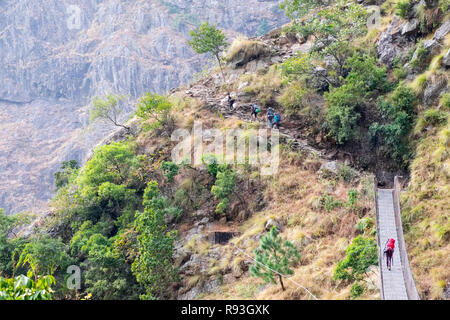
left=384, top=238, right=395, bottom=271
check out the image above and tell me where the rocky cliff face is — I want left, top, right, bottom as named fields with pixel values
left=0, top=0, right=288, bottom=214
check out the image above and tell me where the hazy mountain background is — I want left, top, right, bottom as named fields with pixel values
left=0, top=0, right=288, bottom=214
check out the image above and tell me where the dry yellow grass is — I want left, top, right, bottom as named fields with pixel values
left=199, top=146, right=378, bottom=300
left=225, top=37, right=266, bottom=63
left=240, top=64, right=283, bottom=105
left=402, top=120, right=450, bottom=299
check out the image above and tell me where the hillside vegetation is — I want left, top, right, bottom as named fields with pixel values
left=0, top=0, right=449, bottom=300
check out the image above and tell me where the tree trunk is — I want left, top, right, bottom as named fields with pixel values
left=278, top=274, right=285, bottom=291
left=215, top=53, right=226, bottom=83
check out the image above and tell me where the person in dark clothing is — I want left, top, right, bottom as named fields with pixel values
left=273, top=113, right=281, bottom=129
left=383, top=238, right=395, bottom=271
left=267, top=107, right=274, bottom=128
left=227, top=93, right=236, bottom=111
left=250, top=103, right=260, bottom=120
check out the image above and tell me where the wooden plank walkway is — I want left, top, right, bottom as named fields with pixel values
left=376, top=188, right=408, bottom=300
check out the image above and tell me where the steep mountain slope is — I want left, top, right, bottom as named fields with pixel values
left=0, top=0, right=448, bottom=301
left=0, top=0, right=287, bottom=214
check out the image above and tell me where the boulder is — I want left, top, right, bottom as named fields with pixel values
left=423, top=76, right=448, bottom=105
left=401, top=19, right=419, bottom=36
left=238, top=81, right=249, bottom=90
left=265, top=218, right=282, bottom=232
left=319, top=160, right=340, bottom=175
left=443, top=49, right=450, bottom=67
left=292, top=41, right=313, bottom=55
left=377, top=16, right=403, bottom=65
left=237, top=91, right=253, bottom=103
left=433, top=20, right=450, bottom=42
left=423, top=39, right=439, bottom=55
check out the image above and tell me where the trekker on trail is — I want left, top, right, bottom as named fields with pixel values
left=267, top=107, right=274, bottom=128
left=250, top=103, right=260, bottom=120
left=227, top=93, right=236, bottom=111
left=273, top=112, right=281, bottom=129
left=383, top=238, right=395, bottom=271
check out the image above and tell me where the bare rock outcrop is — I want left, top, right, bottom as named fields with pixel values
left=0, top=0, right=288, bottom=214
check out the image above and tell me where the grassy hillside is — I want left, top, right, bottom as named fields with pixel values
left=0, top=0, right=448, bottom=300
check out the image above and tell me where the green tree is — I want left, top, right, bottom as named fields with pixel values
left=77, top=141, right=145, bottom=196
left=280, top=0, right=325, bottom=21
left=325, top=82, right=363, bottom=144
left=325, top=53, right=389, bottom=144
left=136, top=93, right=173, bottom=131
left=0, top=210, right=27, bottom=277
left=80, top=233, right=141, bottom=300
left=90, top=94, right=131, bottom=133
left=333, top=236, right=377, bottom=283
left=187, top=22, right=228, bottom=82
left=132, top=181, right=179, bottom=299
left=0, top=273, right=55, bottom=300
left=18, top=236, right=68, bottom=278
left=369, top=86, right=417, bottom=165
left=211, top=165, right=236, bottom=214
left=250, top=227, right=301, bottom=291
left=282, top=1, right=368, bottom=84
left=54, top=160, right=79, bottom=190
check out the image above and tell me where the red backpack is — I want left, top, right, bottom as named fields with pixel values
left=387, top=238, right=395, bottom=250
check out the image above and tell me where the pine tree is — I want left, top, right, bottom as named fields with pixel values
left=250, top=227, right=301, bottom=291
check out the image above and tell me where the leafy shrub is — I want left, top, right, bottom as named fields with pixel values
left=440, top=93, right=450, bottom=109
left=338, top=164, right=356, bottom=183
left=410, top=41, right=429, bottom=71
left=54, top=160, right=79, bottom=190
left=132, top=181, right=179, bottom=299
left=395, top=0, right=412, bottom=19
left=333, top=236, right=378, bottom=282
left=320, top=193, right=343, bottom=212
left=355, top=217, right=375, bottom=235
left=136, top=93, right=174, bottom=131
left=422, top=109, right=447, bottom=126
left=324, top=54, right=389, bottom=145
left=211, top=166, right=236, bottom=214
left=393, top=67, right=407, bottom=81
left=345, top=54, right=390, bottom=93
left=18, top=236, right=69, bottom=276
left=347, top=189, right=358, bottom=207
left=325, top=82, right=363, bottom=144
left=161, top=161, right=179, bottom=182
left=202, top=154, right=221, bottom=178
left=369, top=86, right=417, bottom=165
left=0, top=274, right=55, bottom=300
left=350, top=282, right=365, bottom=299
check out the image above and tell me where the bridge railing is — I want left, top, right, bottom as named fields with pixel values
left=392, top=176, right=420, bottom=300
left=373, top=177, right=384, bottom=300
